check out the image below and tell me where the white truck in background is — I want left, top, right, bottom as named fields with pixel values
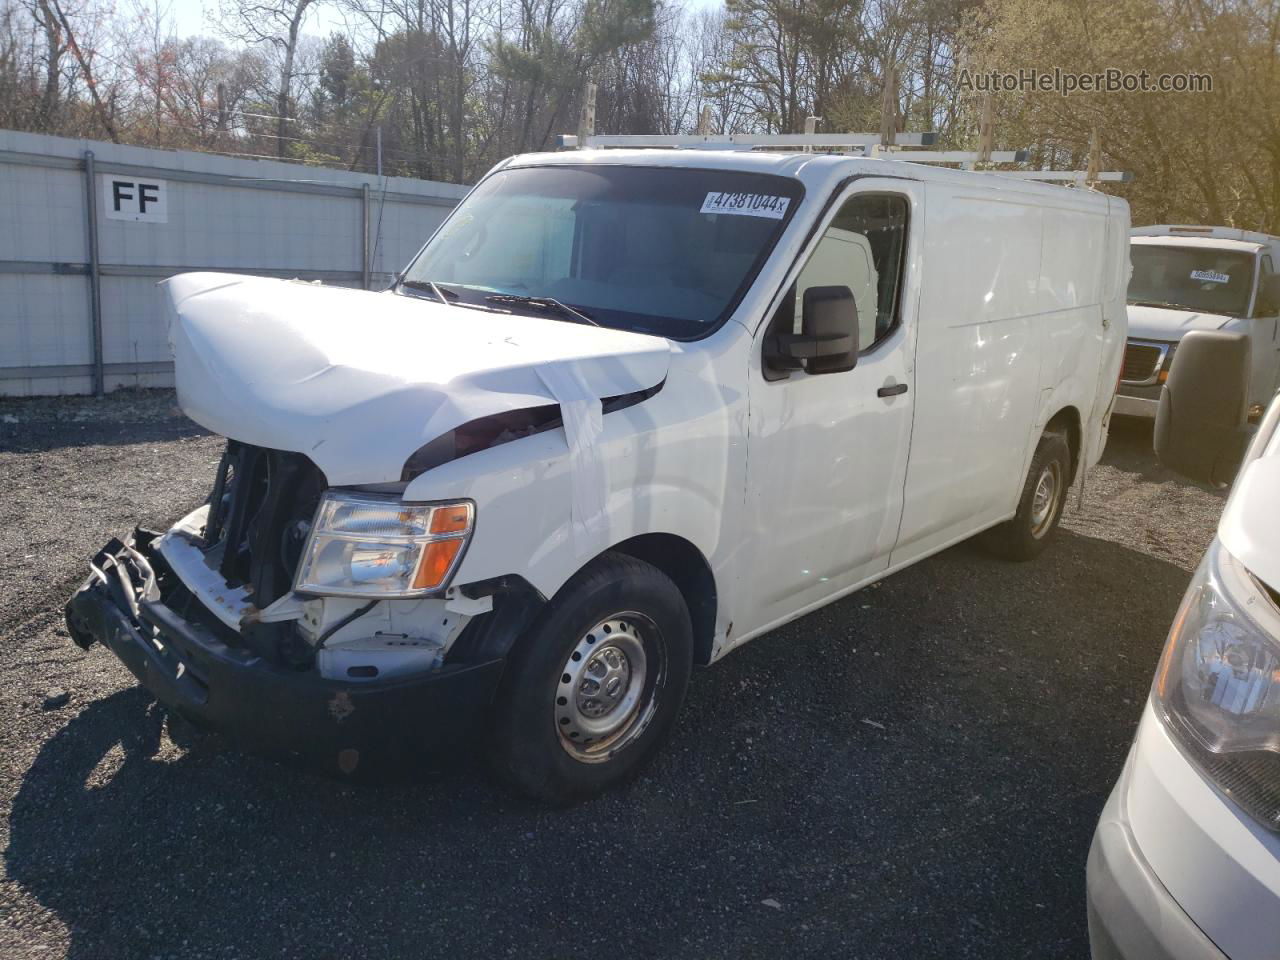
left=1116, top=225, right=1280, bottom=422
left=66, top=149, right=1129, bottom=801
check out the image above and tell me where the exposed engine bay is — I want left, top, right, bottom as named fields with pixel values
left=151, top=441, right=487, bottom=681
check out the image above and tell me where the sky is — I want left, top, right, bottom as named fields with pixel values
left=167, top=0, right=357, bottom=41
left=165, top=0, right=722, bottom=43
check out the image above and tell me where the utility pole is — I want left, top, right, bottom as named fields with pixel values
left=697, top=104, right=713, bottom=136
left=977, top=92, right=994, bottom=166
left=376, top=125, right=383, bottom=178
left=1086, top=128, right=1101, bottom=185
left=879, top=64, right=897, bottom=148
left=803, top=116, right=819, bottom=152
left=216, top=82, right=228, bottom=137
left=578, top=81, right=597, bottom=144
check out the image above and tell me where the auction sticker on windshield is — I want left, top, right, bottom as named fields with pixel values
left=700, top=192, right=791, bottom=219
left=1190, top=269, right=1231, bottom=284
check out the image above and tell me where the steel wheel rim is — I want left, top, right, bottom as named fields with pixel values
left=1030, top=460, right=1062, bottom=538
left=555, top=613, right=663, bottom=763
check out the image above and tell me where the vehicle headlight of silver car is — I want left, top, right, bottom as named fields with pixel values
left=294, top=492, right=474, bottom=598
left=1153, top=538, right=1280, bottom=831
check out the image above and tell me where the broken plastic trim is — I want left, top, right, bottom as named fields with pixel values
left=399, top=380, right=664, bottom=482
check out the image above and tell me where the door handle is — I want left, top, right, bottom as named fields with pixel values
left=877, top=382, right=909, bottom=398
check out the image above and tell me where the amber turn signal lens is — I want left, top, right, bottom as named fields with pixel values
left=1158, top=369, right=1169, bottom=384
left=430, top=504, right=472, bottom=534
left=412, top=538, right=464, bottom=590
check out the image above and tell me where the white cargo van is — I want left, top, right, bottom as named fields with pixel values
left=1116, top=225, right=1280, bottom=422
left=1089, top=331, right=1280, bottom=960
left=66, top=150, right=1129, bottom=800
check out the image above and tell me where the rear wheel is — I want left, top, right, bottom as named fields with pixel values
left=979, top=431, right=1072, bottom=561
left=489, top=552, right=693, bottom=803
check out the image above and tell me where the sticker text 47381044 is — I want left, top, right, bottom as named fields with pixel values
left=700, top=192, right=791, bottom=219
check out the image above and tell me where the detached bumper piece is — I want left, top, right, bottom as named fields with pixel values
left=65, top=531, right=505, bottom=777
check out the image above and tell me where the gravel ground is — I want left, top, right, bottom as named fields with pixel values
left=0, top=394, right=1224, bottom=960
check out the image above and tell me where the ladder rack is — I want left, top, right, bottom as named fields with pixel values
left=555, top=132, right=1132, bottom=185
left=577, top=132, right=939, bottom=150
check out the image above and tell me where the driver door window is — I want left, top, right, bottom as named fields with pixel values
left=768, top=194, right=908, bottom=374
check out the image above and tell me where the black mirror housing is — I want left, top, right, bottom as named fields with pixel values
left=1154, top=330, right=1252, bottom=486
left=768, top=284, right=860, bottom=375
left=802, top=285, right=859, bottom=374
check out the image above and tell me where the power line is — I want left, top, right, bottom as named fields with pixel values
left=139, top=115, right=455, bottom=165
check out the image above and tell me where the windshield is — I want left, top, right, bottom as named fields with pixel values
left=402, top=165, right=803, bottom=338
left=1127, top=244, right=1257, bottom=317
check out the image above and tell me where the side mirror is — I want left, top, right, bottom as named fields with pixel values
left=1256, top=274, right=1280, bottom=317
left=1154, top=330, right=1252, bottom=486
left=769, top=285, right=859, bottom=375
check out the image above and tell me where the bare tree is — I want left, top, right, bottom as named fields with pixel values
left=219, top=0, right=318, bottom=156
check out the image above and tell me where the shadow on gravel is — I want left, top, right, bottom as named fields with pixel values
left=1101, top=416, right=1225, bottom=491
left=0, top=420, right=210, bottom=455
left=6, top=529, right=1196, bottom=960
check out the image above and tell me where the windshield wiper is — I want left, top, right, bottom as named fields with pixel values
left=1128, top=298, right=1193, bottom=312
left=485, top=293, right=600, bottom=326
left=399, top=278, right=459, bottom=304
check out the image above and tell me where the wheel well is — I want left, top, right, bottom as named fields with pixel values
left=610, top=534, right=717, bottom=666
left=1045, top=406, right=1082, bottom=483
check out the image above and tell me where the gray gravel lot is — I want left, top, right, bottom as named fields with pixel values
left=0, top=394, right=1223, bottom=959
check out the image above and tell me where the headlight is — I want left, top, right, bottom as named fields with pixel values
left=1153, top=539, right=1280, bottom=830
left=294, top=492, right=474, bottom=598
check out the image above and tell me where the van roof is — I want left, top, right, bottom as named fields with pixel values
left=500, top=148, right=1117, bottom=213
left=1131, top=235, right=1265, bottom=254
left=1131, top=224, right=1279, bottom=246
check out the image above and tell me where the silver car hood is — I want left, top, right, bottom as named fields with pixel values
left=1126, top=303, right=1235, bottom=342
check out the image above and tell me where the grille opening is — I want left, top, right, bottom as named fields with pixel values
left=1121, top=342, right=1164, bottom=383
left=204, top=441, right=327, bottom=608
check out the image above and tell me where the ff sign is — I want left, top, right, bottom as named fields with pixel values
left=101, top=175, right=168, bottom=223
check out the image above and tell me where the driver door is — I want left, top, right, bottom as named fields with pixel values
left=737, top=180, right=923, bottom=639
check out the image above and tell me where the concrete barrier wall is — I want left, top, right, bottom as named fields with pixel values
left=0, top=129, right=470, bottom=396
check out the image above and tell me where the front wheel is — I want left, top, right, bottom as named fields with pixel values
left=489, top=553, right=693, bottom=803
left=979, top=431, right=1072, bottom=561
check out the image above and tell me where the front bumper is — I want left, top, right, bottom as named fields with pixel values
left=65, top=532, right=505, bottom=777
left=1088, top=761, right=1228, bottom=960
left=1114, top=383, right=1163, bottom=419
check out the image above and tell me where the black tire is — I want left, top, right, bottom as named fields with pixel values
left=489, top=552, right=694, bottom=803
left=979, top=431, right=1072, bottom=561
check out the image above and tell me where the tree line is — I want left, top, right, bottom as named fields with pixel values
left=1, top=0, right=1277, bottom=229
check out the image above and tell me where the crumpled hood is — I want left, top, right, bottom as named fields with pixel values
left=1126, top=303, right=1236, bottom=342
left=163, top=273, right=670, bottom=485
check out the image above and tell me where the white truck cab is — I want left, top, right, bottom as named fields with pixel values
left=1116, top=225, right=1280, bottom=422
left=66, top=149, right=1129, bottom=800
left=1089, top=331, right=1280, bottom=960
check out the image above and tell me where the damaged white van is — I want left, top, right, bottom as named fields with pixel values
left=66, top=150, right=1129, bottom=800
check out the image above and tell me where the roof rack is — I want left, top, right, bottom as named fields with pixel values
left=569, top=132, right=940, bottom=150
left=560, top=84, right=1130, bottom=184
left=556, top=132, right=1131, bottom=184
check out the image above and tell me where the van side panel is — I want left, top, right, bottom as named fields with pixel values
left=1087, top=200, right=1131, bottom=468
left=1025, top=204, right=1106, bottom=470
left=892, top=186, right=1046, bottom=561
